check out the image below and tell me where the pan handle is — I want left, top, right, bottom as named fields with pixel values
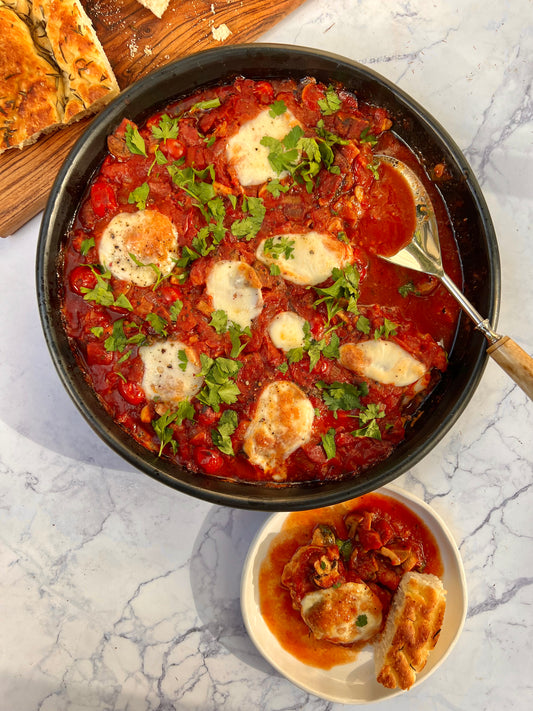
left=487, top=336, right=533, bottom=400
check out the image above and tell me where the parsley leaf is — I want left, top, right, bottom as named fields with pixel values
left=374, top=318, right=398, bottom=339
left=318, top=86, right=342, bottom=115
left=125, top=123, right=147, bottom=157
left=196, top=355, right=243, bottom=412
left=313, top=263, right=361, bottom=317
left=80, top=237, right=95, bottom=256
left=317, top=380, right=369, bottom=415
left=210, top=309, right=228, bottom=334
left=178, top=349, right=188, bottom=372
left=230, top=196, right=266, bottom=241
left=262, top=235, right=295, bottom=260
left=81, top=266, right=114, bottom=307
left=169, top=299, right=183, bottom=322
left=356, top=315, right=371, bottom=334
left=321, top=428, right=337, bottom=459
left=128, top=182, right=150, bottom=210
left=145, top=312, right=168, bottom=336
left=104, top=319, right=146, bottom=353
left=351, top=403, right=386, bottom=440
left=356, top=614, right=368, bottom=628
left=398, top=281, right=421, bottom=298
left=265, top=178, right=290, bottom=198
left=151, top=114, right=179, bottom=141
left=269, top=100, right=287, bottom=117
left=190, top=97, right=221, bottom=112
left=360, top=127, right=378, bottom=146
left=211, top=409, right=238, bottom=455
left=152, top=401, right=195, bottom=456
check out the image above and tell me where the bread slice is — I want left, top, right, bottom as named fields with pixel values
left=136, top=0, right=170, bottom=18
left=374, top=571, right=447, bottom=690
left=0, top=0, right=119, bottom=154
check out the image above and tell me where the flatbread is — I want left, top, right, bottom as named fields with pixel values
left=0, top=0, right=119, bottom=153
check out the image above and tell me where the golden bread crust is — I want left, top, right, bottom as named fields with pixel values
left=0, top=6, right=62, bottom=150
left=0, top=0, right=119, bottom=153
left=375, top=572, right=446, bottom=690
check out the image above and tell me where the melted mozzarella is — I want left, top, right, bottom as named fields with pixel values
left=243, top=381, right=314, bottom=479
left=256, top=232, right=352, bottom=286
left=226, top=107, right=302, bottom=186
left=268, top=311, right=307, bottom=352
left=139, top=340, right=202, bottom=405
left=98, top=210, right=178, bottom=287
left=206, top=260, right=263, bottom=329
left=339, top=340, right=427, bottom=386
left=300, top=582, right=383, bottom=644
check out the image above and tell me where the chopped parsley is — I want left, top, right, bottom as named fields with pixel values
left=81, top=266, right=116, bottom=308
left=318, top=86, right=342, bottom=115
left=211, top=409, right=238, bottom=455
left=80, top=237, right=94, bottom=256
left=124, top=123, right=147, bottom=157
left=321, top=428, right=337, bottom=459
left=209, top=310, right=250, bottom=358
left=360, top=126, right=378, bottom=146
left=190, top=97, right=221, bottom=112
left=230, top=196, right=266, bottom=241
left=313, top=263, right=361, bottom=318
left=196, top=355, right=243, bottom=412
left=177, top=349, right=188, bottom=372
left=374, top=318, right=398, bottom=339
left=265, top=178, right=290, bottom=198
left=128, top=182, right=150, bottom=210
left=269, top=100, right=287, bottom=117
left=152, top=402, right=195, bottom=456
left=262, top=235, right=295, bottom=260
left=356, top=315, right=371, bottom=334
left=287, top=322, right=340, bottom=372
left=145, top=312, right=168, bottom=336
left=356, top=614, right=368, bottom=628
left=317, top=380, right=369, bottom=416
left=351, top=403, right=386, bottom=440
left=151, top=114, right=179, bottom=141
left=169, top=299, right=183, bottom=322
left=398, top=281, right=421, bottom=298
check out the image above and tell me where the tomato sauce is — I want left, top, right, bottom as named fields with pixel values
left=258, top=493, right=443, bottom=669
left=60, top=77, right=461, bottom=484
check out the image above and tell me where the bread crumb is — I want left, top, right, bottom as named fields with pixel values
left=211, top=23, right=232, bottom=42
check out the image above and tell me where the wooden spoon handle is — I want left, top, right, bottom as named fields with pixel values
left=487, top=336, right=533, bottom=400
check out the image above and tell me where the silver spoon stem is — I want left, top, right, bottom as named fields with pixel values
left=439, top=273, right=501, bottom=345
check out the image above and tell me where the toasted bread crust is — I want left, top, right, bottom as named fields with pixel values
left=375, top=572, right=446, bottom=690
left=0, top=0, right=119, bottom=153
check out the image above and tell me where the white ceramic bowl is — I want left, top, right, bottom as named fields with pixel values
left=240, top=484, right=467, bottom=704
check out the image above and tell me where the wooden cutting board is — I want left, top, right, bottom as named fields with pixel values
left=0, top=0, right=307, bottom=237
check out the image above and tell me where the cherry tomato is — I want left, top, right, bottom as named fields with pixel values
left=86, top=342, right=113, bottom=366
left=253, top=81, right=275, bottom=103
left=194, top=447, right=224, bottom=474
left=301, top=82, right=325, bottom=111
left=162, top=138, right=185, bottom=161
left=197, top=407, right=218, bottom=427
left=69, top=265, right=97, bottom=295
left=118, top=380, right=146, bottom=405
left=159, top=284, right=183, bottom=304
left=90, top=180, right=117, bottom=218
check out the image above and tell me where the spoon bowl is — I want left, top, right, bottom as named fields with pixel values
left=377, top=154, right=533, bottom=399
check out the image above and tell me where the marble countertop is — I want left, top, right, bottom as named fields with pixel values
left=1, top=1, right=531, bottom=709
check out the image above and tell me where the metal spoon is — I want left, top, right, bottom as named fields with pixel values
left=376, top=154, right=533, bottom=400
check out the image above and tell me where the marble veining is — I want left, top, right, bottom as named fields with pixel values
left=1, top=0, right=532, bottom=709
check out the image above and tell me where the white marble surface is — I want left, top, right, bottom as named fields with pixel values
left=1, top=1, right=532, bottom=709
